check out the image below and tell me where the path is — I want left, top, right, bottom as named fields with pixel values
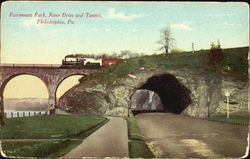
left=135, top=113, right=249, bottom=158
left=63, top=117, right=128, bottom=158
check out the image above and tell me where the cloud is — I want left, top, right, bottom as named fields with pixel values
left=105, top=8, right=145, bottom=20
left=132, top=29, right=139, bottom=32
left=105, top=28, right=111, bottom=32
left=205, top=13, right=238, bottom=17
left=223, top=22, right=242, bottom=26
left=209, top=22, right=242, bottom=27
left=91, top=28, right=112, bottom=32
left=170, top=23, right=192, bottom=31
left=91, top=28, right=102, bottom=31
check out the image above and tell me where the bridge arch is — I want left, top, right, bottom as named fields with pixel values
left=0, top=65, right=97, bottom=121
left=54, top=74, right=86, bottom=107
left=0, top=73, right=50, bottom=117
left=0, top=73, right=49, bottom=95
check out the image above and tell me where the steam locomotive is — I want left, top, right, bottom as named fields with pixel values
left=62, top=54, right=123, bottom=68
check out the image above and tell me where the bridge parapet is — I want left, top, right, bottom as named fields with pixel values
left=0, top=63, right=61, bottom=68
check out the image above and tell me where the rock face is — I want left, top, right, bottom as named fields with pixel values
left=215, top=79, right=248, bottom=114
left=130, top=89, right=164, bottom=112
left=58, top=67, right=248, bottom=118
left=58, top=83, right=110, bottom=114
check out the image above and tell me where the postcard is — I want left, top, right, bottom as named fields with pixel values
left=0, top=1, right=249, bottom=158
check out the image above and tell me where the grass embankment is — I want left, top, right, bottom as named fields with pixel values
left=1, top=140, right=82, bottom=158
left=82, top=51, right=207, bottom=84
left=126, top=117, right=155, bottom=158
left=81, top=46, right=248, bottom=84
left=0, top=114, right=109, bottom=158
left=207, top=113, right=249, bottom=125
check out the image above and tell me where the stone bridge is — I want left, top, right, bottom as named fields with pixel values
left=0, top=64, right=97, bottom=118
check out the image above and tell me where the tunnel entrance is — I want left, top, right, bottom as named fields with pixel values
left=130, top=89, right=165, bottom=115
left=131, top=73, right=192, bottom=114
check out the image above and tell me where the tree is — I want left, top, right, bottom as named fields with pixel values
left=158, top=25, right=175, bottom=55
left=208, top=40, right=223, bottom=65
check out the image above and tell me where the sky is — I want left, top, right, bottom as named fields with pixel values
left=1, top=1, right=249, bottom=64
left=1, top=1, right=249, bottom=99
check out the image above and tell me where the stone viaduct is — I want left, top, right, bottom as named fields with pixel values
left=0, top=64, right=97, bottom=118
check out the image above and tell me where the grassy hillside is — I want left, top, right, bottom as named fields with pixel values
left=0, top=114, right=108, bottom=139
left=80, top=46, right=249, bottom=84
left=220, top=47, right=248, bottom=81
left=1, top=114, right=109, bottom=157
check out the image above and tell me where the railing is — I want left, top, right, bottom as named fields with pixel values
left=4, top=111, right=49, bottom=118
left=0, top=64, right=61, bottom=68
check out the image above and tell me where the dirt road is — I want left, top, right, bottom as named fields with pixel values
left=135, top=113, right=249, bottom=158
left=63, top=117, right=128, bottom=158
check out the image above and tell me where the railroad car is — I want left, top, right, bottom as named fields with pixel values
left=62, top=54, right=123, bottom=68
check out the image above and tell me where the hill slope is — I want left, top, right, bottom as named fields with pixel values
left=58, top=47, right=249, bottom=118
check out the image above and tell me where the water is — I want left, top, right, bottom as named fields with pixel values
left=4, top=110, right=49, bottom=118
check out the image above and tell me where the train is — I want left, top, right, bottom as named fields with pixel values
left=62, top=54, right=123, bottom=68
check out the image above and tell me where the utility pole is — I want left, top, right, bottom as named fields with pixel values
left=225, top=90, right=230, bottom=119
left=192, top=43, right=194, bottom=53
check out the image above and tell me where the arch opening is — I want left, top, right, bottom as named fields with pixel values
left=131, top=73, right=192, bottom=114
left=55, top=75, right=84, bottom=107
left=2, top=74, right=49, bottom=117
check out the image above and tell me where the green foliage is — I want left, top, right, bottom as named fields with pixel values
left=170, top=48, right=185, bottom=53
left=2, top=140, right=82, bottom=158
left=84, top=52, right=205, bottom=84
left=208, top=45, right=223, bottom=65
left=0, top=114, right=108, bottom=139
left=126, top=117, right=144, bottom=141
left=80, top=46, right=248, bottom=85
left=1, top=114, right=109, bottom=158
left=207, top=113, right=249, bottom=125
left=126, top=117, right=155, bottom=158
left=207, top=42, right=223, bottom=64
left=220, top=47, right=248, bottom=81
left=129, top=140, right=155, bottom=158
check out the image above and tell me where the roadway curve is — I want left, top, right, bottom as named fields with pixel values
left=135, top=113, right=249, bottom=158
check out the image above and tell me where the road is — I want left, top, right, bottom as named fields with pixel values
left=63, top=117, right=128, bottom=158
left=135, top=113, right=249, bottom=158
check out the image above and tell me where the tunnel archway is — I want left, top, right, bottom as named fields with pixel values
left=132, top=73, right=192, bottom=114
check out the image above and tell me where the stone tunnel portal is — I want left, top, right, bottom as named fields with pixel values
left=131, top=73, right=192, bottom=114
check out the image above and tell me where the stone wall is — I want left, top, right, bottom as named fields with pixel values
left=58, top=67, right=248, bottom=118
